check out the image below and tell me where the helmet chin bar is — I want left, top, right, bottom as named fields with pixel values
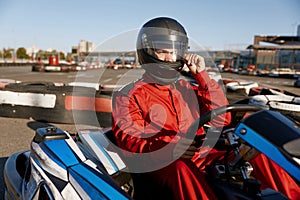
left=171, top=60, right=185, bottom=71
left=140, top=53, right=183, bottom=85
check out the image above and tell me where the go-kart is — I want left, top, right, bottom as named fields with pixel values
left=4, top=104, right=300, bottom=199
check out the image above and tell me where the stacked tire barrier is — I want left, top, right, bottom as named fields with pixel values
left=222, top=78, right=300, bottom=120
left=0, top=81, right=112, bottom=127
left=247, top=87, right=300, bottom=119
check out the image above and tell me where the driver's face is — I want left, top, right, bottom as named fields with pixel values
left=155, top=49, right=177, bottom=62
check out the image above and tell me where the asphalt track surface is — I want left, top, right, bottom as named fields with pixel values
left=0, top=66, right=299, bottom=198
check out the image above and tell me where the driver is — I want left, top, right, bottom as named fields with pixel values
left=112, top=17, right=231, bottom=199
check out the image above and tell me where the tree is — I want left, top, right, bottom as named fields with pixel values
left=3, top=48, right=13, bottom=59
left=16, top=47, right=29, bottom=59
left=59, top=51, right=65, bottom=60
left=37, top=50, right=47, bottom=60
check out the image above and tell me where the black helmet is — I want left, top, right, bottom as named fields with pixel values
left=136, top=17, right=189, bottom=84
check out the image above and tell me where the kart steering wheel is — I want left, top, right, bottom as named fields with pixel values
left=185, top=104, right=263, bottom=142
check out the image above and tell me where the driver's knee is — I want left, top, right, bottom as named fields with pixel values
left=147, top=159, right=203, bottom=188
left=148, top=159, right=213, bottom=200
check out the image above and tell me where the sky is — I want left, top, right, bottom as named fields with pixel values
left=0, top=0, right=299, bottom=53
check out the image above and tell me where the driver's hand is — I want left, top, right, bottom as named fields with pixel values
left=183, top=54, right=206, bottom=75
left=173, top=137, right=198, bottom=159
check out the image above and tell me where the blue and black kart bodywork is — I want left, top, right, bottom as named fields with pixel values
left=4, top=126, right=131, bottom=200
left=3, top=104, right=300, bottom=199
left=235, top=110, right=300, bottom=183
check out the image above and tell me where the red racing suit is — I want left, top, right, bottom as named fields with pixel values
left=112, top=70, right=231, bottom=199
left=112, top=69, right=300, bottom=200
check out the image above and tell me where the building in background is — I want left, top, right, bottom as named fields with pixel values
left=246, top=25, right=300, bottom=76
left=78, top=40, right=96, bottom=61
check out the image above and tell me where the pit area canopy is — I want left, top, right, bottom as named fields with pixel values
left=247, top=44, right=300, bottom=50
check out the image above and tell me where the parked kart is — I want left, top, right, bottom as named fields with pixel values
left=4, top=104, right=300, bottom=199
left=236, top=87, right=300, bottom=120
left=223, top=79, right=259, bottom=95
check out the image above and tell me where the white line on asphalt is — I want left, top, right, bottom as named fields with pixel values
left=102, top=78, right=112, bottom=83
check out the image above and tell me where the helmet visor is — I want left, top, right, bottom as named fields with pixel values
left=139, top=27, right=188, bottom=62
left=149, top=35, right=187, bottom=62
left=152, top=40, right=186, bottom=62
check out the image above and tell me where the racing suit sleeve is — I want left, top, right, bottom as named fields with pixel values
left=112, top=91, right=178, bottom=165
left=192, top=70, right=231, bottom=128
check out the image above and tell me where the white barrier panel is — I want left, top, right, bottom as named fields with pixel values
left=67, top=82, right=100, bottom=91
left=0, top=91, right=56, bottom=108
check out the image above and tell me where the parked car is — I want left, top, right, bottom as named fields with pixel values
left=110, top=58, right=137, bottom=69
